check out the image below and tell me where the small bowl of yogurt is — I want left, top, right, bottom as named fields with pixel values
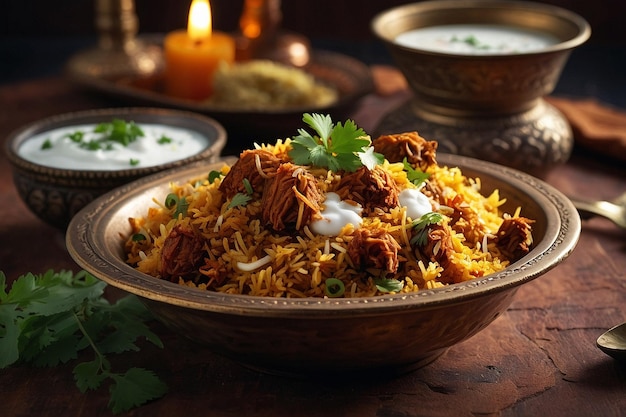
left=371, top=0, right=590, bottom=177
left=5, top=107, right=227, bottom=229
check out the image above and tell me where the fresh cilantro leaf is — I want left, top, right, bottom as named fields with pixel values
left=410, top=212, right=444, bottom=246
left=358, top=146, right=384, bottom=170
left=0, top=269, right=167, bottom=413
left=0, top=304, right=20, bottom=368
left=157, top=135, right=172, bottom=144
left=303, top=113, right=333, bottom=144
left=41, top=139, right=53, bottom=150
left=74, top=358, right=108, bottom=392
left=92, top=119, right=144, bottom=148
left=66, top=131, right=85, bottom=143
left=108, top=368, right=168, bottom=414
left=374, top=277, right=404, bottom=293
left=173, top=197, right=189, bottom=218
left=228, top=193, right=251, bottom=209
left=403, top=158, right=430, bottom=186
left=130, top=158, right=140, bottom=166
left=243, top=178, right=253, bottom=195
left=288, top=113, right=381, bottom=172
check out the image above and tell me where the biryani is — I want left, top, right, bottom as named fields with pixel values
left=206, top=60, right=337, bottom=109
left=124, top=113, right=534, bottom=298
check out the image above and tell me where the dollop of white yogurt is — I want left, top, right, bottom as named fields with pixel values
left=18, top=123, right=210, bottom=170
left=399, top=188, right=432, bottom=220
left=310, top=192, right=363, bottom=236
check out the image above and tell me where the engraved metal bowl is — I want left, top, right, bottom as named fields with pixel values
left=372, top=0, right=590, bottom=177
left=5, top=108, right=226, bottom=229
left=66, top=154, right=580, bottom=377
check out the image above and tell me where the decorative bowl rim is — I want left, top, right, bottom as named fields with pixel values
left=66, top=153, right=580, bottom=317
left=371, top=0, right=591, bottom=58
left=4, top=107, right=227, bottom=179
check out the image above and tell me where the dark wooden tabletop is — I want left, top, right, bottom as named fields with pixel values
left=1, top=69, right=625, bottom=417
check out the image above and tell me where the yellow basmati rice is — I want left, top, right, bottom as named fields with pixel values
left=125, top=139, right=525, bottom=298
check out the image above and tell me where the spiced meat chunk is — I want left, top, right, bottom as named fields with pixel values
left=347, top=227, right=401, bottom=274
left=373, top=131, right=438, bottom=171
left=494, top=217, right=534, bottom=261
left=334, top=165, right=400, bottom=215
left=414, top=223, right=465, bottom=284
left=160, top=224, right=205, bottom=281
left=261, top=163, right=323, bottom=231
left=219, top=149, right=282, bottom=198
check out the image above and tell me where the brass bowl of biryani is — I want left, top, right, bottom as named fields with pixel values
left=67, top=113, right=580, bottom=376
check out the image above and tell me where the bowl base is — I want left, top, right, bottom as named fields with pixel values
left=375, top=98, right=572, bottom=178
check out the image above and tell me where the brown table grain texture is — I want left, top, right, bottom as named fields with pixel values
left=0, top=74, right=625, bottom=417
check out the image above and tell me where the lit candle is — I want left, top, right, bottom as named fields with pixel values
left=164, top=0, right=235, bottom=100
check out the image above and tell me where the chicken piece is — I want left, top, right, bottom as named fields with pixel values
left=494, top=217, right=534, bottom=261
left=445, top=193, right=486, bottom=244
left=347, top=227, right=401, bottom=274
left=219, top=149, right=282, bottom=198
left=261, top=163, right=323, bottom=231
left=160, top=224, right=205, bottom=281
left=414, top=223, right=464, bottom=284
left=373, top=131, right=438, bottom=171
left=335, top=165, right=400, bottom=214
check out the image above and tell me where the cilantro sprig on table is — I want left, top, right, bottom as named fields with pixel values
left=0, top=269, right=167, bottom=414
left=288, top=113, right=384, bottom=172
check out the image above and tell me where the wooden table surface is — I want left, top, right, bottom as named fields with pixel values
left=1, top=73, right=625, bottom=417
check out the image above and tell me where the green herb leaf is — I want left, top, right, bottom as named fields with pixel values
left=288, top=113, right=382, bottom=172
left=66, top=131, right=85, bottom=143
left=0, top=269, right=166, bottom=413
left=93, top=119, right=144, bottom=147
left=403, top=158, right=430, bottom=186
left=227, top=193, right=251, bottom=209
left=374, top=277, right=404, bottom=293
left=41, top=139, right=53, bottom=150
left=410, top=212, right=444, bottom=246
left=157, top=135, right=172, bottom=145
left=130, top=158, right=140, bottom=166
left=108, top=368, right=168, bottom=414
left=208, top=170, right=222, bottom=184
left=173, top=197, right=189, bottom=218
left=242, top=178, right=253, bottom=195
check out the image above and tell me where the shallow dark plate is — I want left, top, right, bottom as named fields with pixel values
left=68, top=49, right=375, bottom=141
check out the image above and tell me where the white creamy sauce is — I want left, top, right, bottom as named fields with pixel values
left=395, top=24, right=559, bottom=55
left=399, top=188, right=432, bottom=220
left=310, top=192, right=363, bottom=236
left=18, top=123, right=209, bottom=170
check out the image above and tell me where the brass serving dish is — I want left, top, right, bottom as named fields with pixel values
left=66, top=153, right=580, bottom=376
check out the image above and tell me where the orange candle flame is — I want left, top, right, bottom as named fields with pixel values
left=188, top=0, right=212, bottom=41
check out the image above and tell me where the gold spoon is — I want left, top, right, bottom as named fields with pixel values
left=597, top=322, right=626, bottom=361
left=568, top=192, right=626, bottom=229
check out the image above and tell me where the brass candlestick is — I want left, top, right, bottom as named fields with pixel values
left=66, top=0, right=163, bottom=79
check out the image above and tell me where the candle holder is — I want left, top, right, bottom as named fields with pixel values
left=66, top=0, right=163, bottom=80
left=372, top=0, right=590, bottom=178
left=235, top=0, right=311, bottom=67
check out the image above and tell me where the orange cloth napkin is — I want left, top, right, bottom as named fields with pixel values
left=545, top=96, right=626, bottom=161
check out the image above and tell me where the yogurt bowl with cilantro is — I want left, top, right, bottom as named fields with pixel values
left=6, top=107, right=226, bottom=229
